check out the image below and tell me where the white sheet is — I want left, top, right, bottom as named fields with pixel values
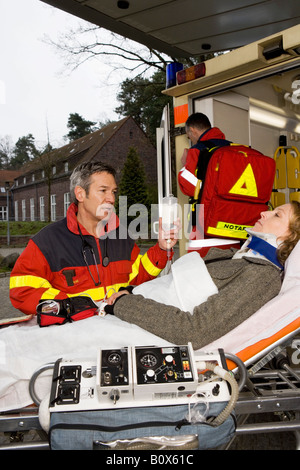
left=0, top=242, right=299, bottom=413
left=133, top=251, right=218, bottom=312
left=0, top=315, right=172, bottom=412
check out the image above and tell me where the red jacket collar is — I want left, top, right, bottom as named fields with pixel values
left=66, top=202, right=120, bottom=237
left=199, top=127, right=226, bottom=141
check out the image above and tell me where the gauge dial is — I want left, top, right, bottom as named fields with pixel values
left=139, top=353, right=158, bottom=368
left=106, top=352, right=122, bottom=365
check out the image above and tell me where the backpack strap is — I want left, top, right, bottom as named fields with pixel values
left=195, top=139, right=231, bottom=182
left=189, top=140, right=231, bottom=227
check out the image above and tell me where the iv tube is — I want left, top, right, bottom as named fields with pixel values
left=161, top=195, right=178, bottom=262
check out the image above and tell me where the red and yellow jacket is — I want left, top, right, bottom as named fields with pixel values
left=10, top=203, right=169, bottom=315
left=178, top=127, right=228, bottom=200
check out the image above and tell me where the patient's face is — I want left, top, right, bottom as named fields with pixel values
left=252, top=204, right=293, bottom=240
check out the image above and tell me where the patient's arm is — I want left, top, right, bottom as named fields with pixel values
left=114, top=261, right=281, bottom=349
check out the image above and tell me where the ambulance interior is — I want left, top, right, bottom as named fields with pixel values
left=188, top=67, right=300, bottom=208
left=161, top=43, right=300, bottom=448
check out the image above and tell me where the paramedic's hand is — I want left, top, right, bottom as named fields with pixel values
left=158, top=217, right=180, bottom=251
left=181, top=148, right=189, bottom=166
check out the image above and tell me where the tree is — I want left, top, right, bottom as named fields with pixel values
left=9, top=134, right=39, bottom=169
left=115, top=70, right=177, bottom=191
left=45, top=25, right=174, bottom=77
left=66, top=112, right=98, bottom=141
left=116, top=147, right=150, bottom=226
left=0, top=135, right=14, bottom=169
left=115, top=69, right=172, bottom=145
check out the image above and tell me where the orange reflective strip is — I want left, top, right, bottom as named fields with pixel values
left=174, top=104, right=189, bottom=126
left=226, top=316, right=300, bottom=370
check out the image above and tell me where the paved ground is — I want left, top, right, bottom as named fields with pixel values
left=0, top=247, right=26, bottom=324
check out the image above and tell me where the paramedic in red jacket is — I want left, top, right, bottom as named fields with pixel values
left=178, top=112, right=229, bottom=205
left=9, top=161, right=178, bottom=316
left=178, top=113, right=238, bottom=253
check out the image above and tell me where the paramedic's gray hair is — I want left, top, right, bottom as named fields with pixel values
left=70, top=161, right=116, bottom=203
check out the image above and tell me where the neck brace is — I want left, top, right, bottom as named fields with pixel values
left=233, top=229, right=283, bottom=269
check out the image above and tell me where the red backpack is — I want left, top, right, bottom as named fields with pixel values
left=197, top=143, right=276, bottom=240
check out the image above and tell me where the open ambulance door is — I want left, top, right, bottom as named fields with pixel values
left=156, top=104, right=172, bottom=210
left=163, top=24, right=300, bottom=255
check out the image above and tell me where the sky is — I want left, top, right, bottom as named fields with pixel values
left=0, top=0, right=128, bottom=150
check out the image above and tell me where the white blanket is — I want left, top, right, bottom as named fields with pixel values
left=133, top=252, right=218, bottom=312
left=0, top=315, right=173, bottom=412
left=0, top=243, right=299, bottom=412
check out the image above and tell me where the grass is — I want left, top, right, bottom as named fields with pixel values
left=0, top=221, right=50, bottom=236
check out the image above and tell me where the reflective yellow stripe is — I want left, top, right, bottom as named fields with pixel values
left=141, top=252, right=162, bottom=277
left=67, top=286, right=106, bottom=300
left=207, top=222, right=250, bottom=239
left=40, top=287, right=61, bottom=299
left=193, top=179, right=201, bottom=200
left=104, top=283, right=128, bottom=298
left=10, top=274, right=106, bottom=301
left=10, top=275, right=52, bottom=290
left=128, top=254, right=142, bottom=283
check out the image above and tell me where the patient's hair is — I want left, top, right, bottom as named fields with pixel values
left=70, top=161, right=116, bottom=203
left=277, top=201, right=300, bottom=264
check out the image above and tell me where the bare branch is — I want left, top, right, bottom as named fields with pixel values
left=43, top=23, right=175, bottom=78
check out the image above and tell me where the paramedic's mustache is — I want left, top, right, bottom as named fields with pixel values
left=96, top=203, right=114, bottom=222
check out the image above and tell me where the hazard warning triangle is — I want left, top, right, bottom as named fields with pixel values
left=229, top=163, right=258, bottom=197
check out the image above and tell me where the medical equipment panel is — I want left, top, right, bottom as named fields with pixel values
left=48, top=344, right=231, bottom=413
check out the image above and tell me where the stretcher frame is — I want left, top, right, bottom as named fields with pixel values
left=1, top=327, right=299, bottom=450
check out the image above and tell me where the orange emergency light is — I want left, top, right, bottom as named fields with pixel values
left=177, top=63, right=206, bottom=85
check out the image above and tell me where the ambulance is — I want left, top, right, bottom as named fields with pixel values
left=157, top=24, right=300, bottom=256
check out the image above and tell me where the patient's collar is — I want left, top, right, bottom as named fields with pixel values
left=247, top=236, right=283, bottom=269
left=234, top=230, right=283, bottom=269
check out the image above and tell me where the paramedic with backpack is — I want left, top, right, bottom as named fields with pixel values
left=178, top=112, right=233, bottom=251
left=177, top=113, right=276, bottom=254
left=178, top=112, right=230, bottom=200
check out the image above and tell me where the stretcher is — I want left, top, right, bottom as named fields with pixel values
left=0, top=241, right=299, bottom=450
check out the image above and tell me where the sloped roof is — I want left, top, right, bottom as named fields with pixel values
left=0, top=170, right=22, bottom=185
left=20, top=117, right=130, bottom=175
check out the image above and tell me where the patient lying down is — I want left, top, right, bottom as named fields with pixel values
left=105, top=203, right=300, bottom=350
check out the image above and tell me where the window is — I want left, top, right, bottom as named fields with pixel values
left=23, top=177, right=26, bottom=185
left=52, top=166, right=56, bottom=175
left=51, top=194, right=56, bottom=221
left=30, top=198, right=35, bottom=221
left=41, top=170, right=45, bottom=179
left=64, top=192, right=70, bottom=217
left=14, top=201, right=18, bottom=221
left=22, top=200, right=26, bottom=221
left=32, top=174, right=35, bottom=182
left=64, top=162, right=69, bottom=173
left=40, top=196, right=45, bottom=222
left=0, top=206, right=7, bottom=221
